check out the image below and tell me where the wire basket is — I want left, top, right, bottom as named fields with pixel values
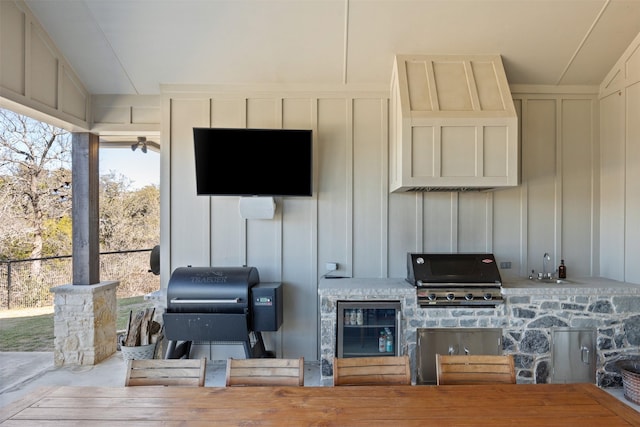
left=121, top=343, right=157, bottom=361
left=617, top=360, right=640, bottom=405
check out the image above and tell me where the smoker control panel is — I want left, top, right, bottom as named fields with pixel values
left=254, top=296, right=273, bottom=306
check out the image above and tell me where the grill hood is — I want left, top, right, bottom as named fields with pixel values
left=389, top=54, right=518, bottom=192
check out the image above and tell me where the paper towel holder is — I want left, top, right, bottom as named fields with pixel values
left=238, top=197, right=276, bottom=219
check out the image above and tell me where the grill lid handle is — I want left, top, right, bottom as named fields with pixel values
left=170, top=298, right=241, bottom=304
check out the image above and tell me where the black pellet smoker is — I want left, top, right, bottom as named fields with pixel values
left=163, top=266, right=282, bottom=359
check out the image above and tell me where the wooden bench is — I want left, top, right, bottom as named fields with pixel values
left=225, top=357, right=304, bottom=386
left=125, top=358, right=206, bottom=387
left=333, top=355, right=411, bottom=386
left=436, top=354, right=516, bottom=385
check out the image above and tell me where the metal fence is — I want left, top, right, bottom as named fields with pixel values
left=0, top=249, right=160, bottom=310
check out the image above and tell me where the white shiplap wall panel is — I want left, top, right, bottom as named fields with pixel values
left=492, top=186, right=525, bottom=277
left=61, top=65, right=88, bottom=120
left=247, top=98, right=280, bottom=129
left=492, top=98, right=526, bottom=278
left=211, top=98, right=246, bottom=128
left=0, top=0, right=89, bottom=129
left=246, top=215, right=282, bottom=277
left=523, top=99, right=558, bottom=274
left=423, top=192, right=457, bottom=252
left=353, top=98, right=387, bottom=277
left=282, top=194, right=317, bottom=359
left=561, top=98, right=597, bottom=277
left=457, top=192, right=492, bottom=252
left=625, top=83, right=640, bottom=283
left=280, top=97, right=317, bottom=359
left=30, top=25, right=58, bottom=109
left=599, top=92, right=626, bottom=281
left=169, top=98, right=211, bottom=269
left=317, top=99, right=351, bottom=278
left=388, top=192, right=421, bottom=277
left=1, top=1, right=25, bottom=94
left=598, top=31, right=640, bottom=284
left=210, top=196, right=245, bottom=267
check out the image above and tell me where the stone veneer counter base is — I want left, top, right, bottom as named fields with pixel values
left=319, top=277, right=640, bottom=387
left=318, top=278, right=415, bottom=383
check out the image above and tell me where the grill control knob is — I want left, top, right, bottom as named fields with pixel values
left=483, top=293, right=493, bottom=301
left=446, top=293, right=455, bottom=301
left=427, top=293, right=437, bottom=301
left=464, top=293, right=474, bottom=301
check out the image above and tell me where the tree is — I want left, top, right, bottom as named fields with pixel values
left=99, top=172, right=160, bottom=251
left=0, top=107, right=161, bottom=260
left=0, top=108, right=161, bottom=306
left=0, top=109, right=72, bottom=266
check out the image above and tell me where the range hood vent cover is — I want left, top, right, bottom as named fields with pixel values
left=389, top=54, right=519, bottom=192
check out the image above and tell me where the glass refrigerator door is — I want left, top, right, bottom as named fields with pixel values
left=337, top=301, right=401, bottom=358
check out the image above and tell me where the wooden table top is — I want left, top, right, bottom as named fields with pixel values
left=1, top=383, right=638, bottom=426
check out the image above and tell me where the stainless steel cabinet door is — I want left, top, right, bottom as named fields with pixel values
left=551, top=327, right=596, bottom=383
left=416, top=328, right=502, bottom=384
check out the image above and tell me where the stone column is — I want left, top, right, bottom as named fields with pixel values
left=52, top=132, right=118, bottom=366
left=52, top=281, right=118, bottom=366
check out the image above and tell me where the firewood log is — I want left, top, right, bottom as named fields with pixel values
left=124, top=310, right=144, bottom=346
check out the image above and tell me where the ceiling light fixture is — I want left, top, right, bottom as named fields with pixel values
left=131, top=136, right=148, bottom=153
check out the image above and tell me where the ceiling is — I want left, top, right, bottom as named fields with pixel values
left=23, top=0, right=640, bottom=96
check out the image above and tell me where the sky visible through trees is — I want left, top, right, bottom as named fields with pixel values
left=101, top=148, right=159, bottom=190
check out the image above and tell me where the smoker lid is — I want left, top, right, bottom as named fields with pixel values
left=406, top=253, right=502, bottom=286
left=166, top=266, right=260, bottom=313
left=168, top=266, right=259, bottom=288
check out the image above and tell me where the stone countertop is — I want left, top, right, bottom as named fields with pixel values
left=501, top=276, right=640, bottom=295
left=318, top=277, right=414, bottom=296
left=317, top=276, right=640, bottom=297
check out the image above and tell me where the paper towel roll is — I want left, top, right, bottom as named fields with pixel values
left=238, top=197, right=276, bottom=219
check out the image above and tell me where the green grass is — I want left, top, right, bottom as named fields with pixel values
left=0, top=312, right=55, bottom=351
left=0, top=296, right=153, bottom=352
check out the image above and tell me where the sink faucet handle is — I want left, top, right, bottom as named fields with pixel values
left=542, top=252, right=551, bottom=276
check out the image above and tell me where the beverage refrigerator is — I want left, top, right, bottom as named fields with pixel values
left=336, top=300, right=402, bottom=358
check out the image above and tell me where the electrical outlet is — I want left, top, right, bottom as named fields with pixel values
left=500, top=261, right=512, bottom=269
left=326, top=262, right=338, bottom=271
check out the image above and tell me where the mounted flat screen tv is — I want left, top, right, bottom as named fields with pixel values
left=193, top=127, right=312, bottom=196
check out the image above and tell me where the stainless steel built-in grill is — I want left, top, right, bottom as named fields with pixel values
left=406, top=253, right=503, bottom=308
left=163, top=266, right=282, bottom=358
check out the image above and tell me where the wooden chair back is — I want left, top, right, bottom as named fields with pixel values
left=125, top=358, right=206, bottom=387
left=436, top=354, right=516, bottom=385
left=225, top=357, right=304, bottom=386
left=333, top=355, right=411, bottom=386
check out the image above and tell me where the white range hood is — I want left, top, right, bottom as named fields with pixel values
left=389, top=54, right=518, bottom=192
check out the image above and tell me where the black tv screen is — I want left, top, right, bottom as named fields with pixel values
left=193, top=127, right=312, bottom=196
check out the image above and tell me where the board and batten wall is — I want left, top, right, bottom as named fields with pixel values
left=162, top=84, right=600, bottom=361
left=599, top=30, right=640, bottom=284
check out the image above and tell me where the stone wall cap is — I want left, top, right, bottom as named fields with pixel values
left=50, top=281, right=119, bottom=294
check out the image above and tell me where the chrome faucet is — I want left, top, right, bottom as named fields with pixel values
left=542, top=252, right=551, bottom=279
